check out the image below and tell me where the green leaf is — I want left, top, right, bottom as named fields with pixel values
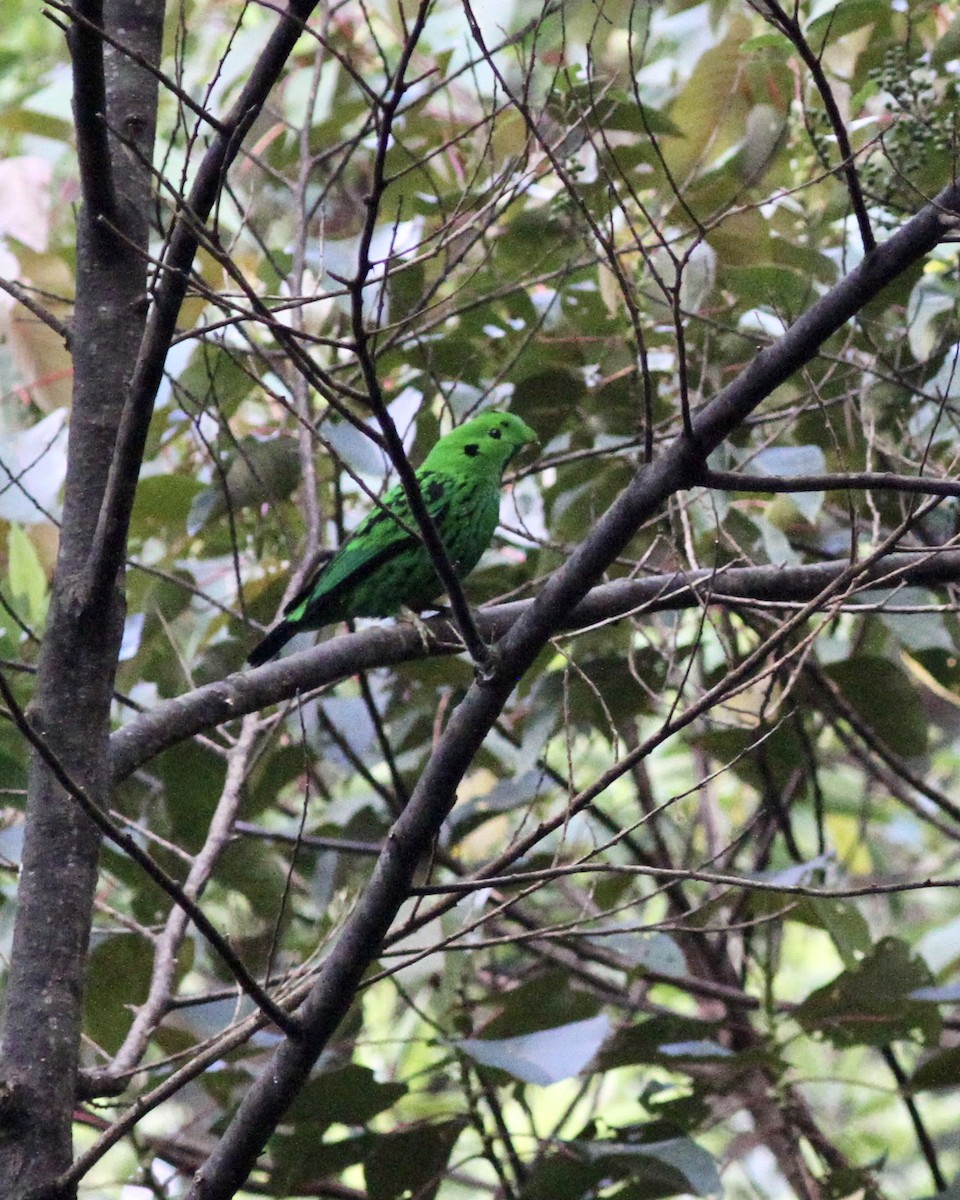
left=85, top=934, right=153, bottom=1054
left=7, top=523, right=47, bottom=627
left=806, top=0, right=889, bottom=43
left=131, top=474, right=202, bottom=540
left=794, top=896, right=872, bottom=969
left=479, top=970, right=602, bottom=1039
left=723, top=264, right=813, bottom=315
left=878, top=593, right=955, bottom=653
left=175, top=343, right=258, bottom=415
left=824, top=656, right=928, bottom=757
left=595, top=1016, right=726, bottom=1072
left=909, top=1044, right=960, bottom=1093
left=187, top=435, right=300, bottom=533
left=364, top=1120, right=465, bottom=1200
left=286, top=1063, right=407, bottom=1129
left=581, top=1137, right=722, bottom=1199
left=271, top=1132, right=372, bottom=1192
left=519, top=1136, right=721, bottom=1200
left=618, top=932, right=687, bottom=979
left=547, top=80, right=680, bottom=137
left=694, top=723, right=806, bottom=795
left=907, top=279, right=954, bottom=362
left=794, top=937, right=940, bottom=1048
left=511, top=369, right=587, bottom=445
left=446, top=769, right=544, bottom=841
left=0, top=109, right=73, bottom=142
left=152, top=742, right=228, bottom=856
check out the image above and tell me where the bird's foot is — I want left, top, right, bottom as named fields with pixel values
left=400, top=606, right=438, bottom=655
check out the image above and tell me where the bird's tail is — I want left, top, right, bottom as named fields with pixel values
left=247, top=620, right=296, bottom=667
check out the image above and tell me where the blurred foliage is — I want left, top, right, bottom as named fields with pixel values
left=4, top=0, right=960, bottom=1197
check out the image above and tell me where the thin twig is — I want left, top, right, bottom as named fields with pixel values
left=753, top=0, right=874, bottom=252
left=0, top=668, right=299, bottom=1038
left=0, top=277, right=71, bottom=345
left=700, top=466, right=960, bottom=498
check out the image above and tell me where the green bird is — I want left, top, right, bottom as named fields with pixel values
left=248, top=410, right=537, bottom=665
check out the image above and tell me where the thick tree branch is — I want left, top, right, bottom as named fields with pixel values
left=111, top=544, right=960, bottom=784
left=70, top=0, right=118, bottom=225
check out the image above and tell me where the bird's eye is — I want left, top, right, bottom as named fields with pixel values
left=488, top=428, right=502, bottom=439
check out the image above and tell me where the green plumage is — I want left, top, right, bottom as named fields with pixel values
left=248, top=411, right=537, bottom=665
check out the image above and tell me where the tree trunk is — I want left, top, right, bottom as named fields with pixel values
left=0, top=3, right=162, bottom=1194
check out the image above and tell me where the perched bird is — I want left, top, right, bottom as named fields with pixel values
left=248, top=410, right=537, bottom=665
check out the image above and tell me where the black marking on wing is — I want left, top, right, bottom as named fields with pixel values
left=426, top=478, right=446, bottom=503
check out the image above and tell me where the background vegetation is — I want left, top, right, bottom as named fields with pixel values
left=2, top=0, right=960, bottom=1196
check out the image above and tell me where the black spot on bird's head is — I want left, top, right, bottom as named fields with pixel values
left=463, top=443, right=480, bottom=457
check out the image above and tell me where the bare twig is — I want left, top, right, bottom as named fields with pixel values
left=0, top=669, right=299, bottom=1039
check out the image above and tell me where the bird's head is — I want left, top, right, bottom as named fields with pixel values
left=422, top=410, right=538, bottom=475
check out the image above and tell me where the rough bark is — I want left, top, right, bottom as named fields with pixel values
left=0, top=2, right=162, bottom=1194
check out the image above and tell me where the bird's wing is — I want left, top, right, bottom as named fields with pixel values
left=282, top=486, right=419, bottom=620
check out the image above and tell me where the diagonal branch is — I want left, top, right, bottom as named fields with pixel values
left=346, top=0, right=490, bottom=665
left=98, top=713, right=281, bottom=1084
